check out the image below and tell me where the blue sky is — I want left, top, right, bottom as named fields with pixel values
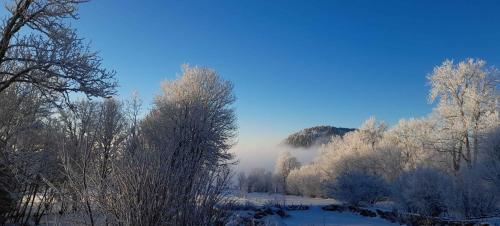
left=71, top=0, right=500, bottom=158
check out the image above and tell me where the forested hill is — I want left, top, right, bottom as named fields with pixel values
left=284, top=125, right=355, bottom=148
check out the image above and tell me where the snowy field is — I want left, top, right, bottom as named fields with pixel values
left=230, top=192, right=400, bottom=226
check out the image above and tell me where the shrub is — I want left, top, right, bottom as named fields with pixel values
left=392, top=167, right=451, bottom=217
left=327, top=170, right=389, bottom=206
left=445, top=168, right=499, bottom=219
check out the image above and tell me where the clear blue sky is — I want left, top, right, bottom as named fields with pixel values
left=72, top=0, right=500, bottom=144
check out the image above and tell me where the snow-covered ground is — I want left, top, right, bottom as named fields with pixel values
left=282, top=206, right=398, bottom=226
left=230, top=192, right=400, bottom=226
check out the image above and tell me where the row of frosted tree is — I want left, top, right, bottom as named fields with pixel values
left=0, top=0, right=237, bottom=225
left=1, top=68, right=237, bottom=225
left=282, top=59, right=500, bottom=219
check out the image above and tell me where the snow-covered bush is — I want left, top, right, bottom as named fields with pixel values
left=392, top=167, right=451, bottom=217
left=394, top=166, right=499, bottom=218
left=445, top=168, right=499, bottom=219
left=287, top=164, right=324, bottom=197
left=327, top=170, right=389, bottom=206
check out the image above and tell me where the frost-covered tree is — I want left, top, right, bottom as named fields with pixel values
left=318, top=118, right=387, bottom=179
left=274, top=151, right=301, bottom=193
left=109, top=65, right=236, bottom=225
left=0, top=0, right=116, bottom=100
left=385, top=118, right=437, bottom=170
left=428, top=58, right=499, bottom=170
left=0, top=1, right=116, bottom=219
left=319, top=121, right=382, bottom=180
left=359, top=116, right=387, bottom=151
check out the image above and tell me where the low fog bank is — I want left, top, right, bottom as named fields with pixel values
left=232, top=140, right=322, bottom=173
